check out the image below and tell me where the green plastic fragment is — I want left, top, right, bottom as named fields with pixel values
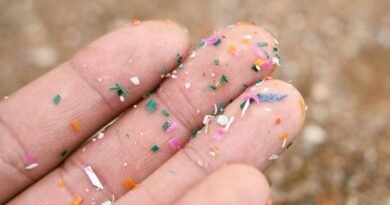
left=162, top=121, right=171, bottom=131
left=162, top=109, right=170, bottom=116
left=109, top=83, right=129, bottom=96
left=257, top=42, right=268, bottom=47
left=151, top=145, right=160, bottom=152
left=146, top=98, right=157, bottom=113
left=219, top=75, right=228, bottom=85
left=213, top=39, right=222, bottom=46
left=60, top=150, right=67, bottom=157
left=53, top=95, right=61, bottom=105
left=176, top=53, right=183, bottom=64
left=158, top=67, right=169, bottom=73
left=208, top=85, right=217, bottom=90
left=191, top=128, right=201, bottom=139
left=213, top=59, right=219, bottom=65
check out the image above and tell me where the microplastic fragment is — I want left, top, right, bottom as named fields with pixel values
left=185, top=82, right=191, bottom=89
left=224, top=117, right=235, bottom=131
left=72, top=196, right=83, bottom=205
left=166, top=121, right=178, bottom=133
left=146, top=98, right=157, bottom=113
left=151, top=145, right=160, bottom=152
left=243, top=34, right=253, bottom=39
left=254, top=47, right=268, bottom=59
left=158, top=67, right=169, bottom=73
left=176, top=53, right=183, bottom=64
left=216, top=102, right=225, bottom=114
left=213, top=39, right=221, bottom=46
left=162, top=109, right=170, bottom=116
left=25, top=163, right=39, bottom=170
left=262, top=59, right=274, bottom=70
left=228, top=44, right=236, bottom=54
left=299, top=99, right=306, bottom=118
left=84, top=166, right=104, bottom=190
left=241, top=100, right=251, bottom=117
left=169, top=137, right=181, bottom=150
left=109, top=83, right=129, bottom=96
left=131, top=18, right=141, bottom=25
left=58, top=179, right=65, bottom=187
left=275, top=118, right=281, bottom=125
left=257, top=42, right=268, bottom=47
left=26, top=153, right=35, bottom=164
left=243, top=93, right=260, bottom=104
left=101, top=200, right=112, bottom=205
left=233, top=50, right=241, bottom=58
left=219, top=75, right=228, bottom=85
left=190, top=51, right=197, bottom=58
left=162, top=121, right=171, bottom=131
left=258, top=93, right=288, bottom=102
left=71, top=120, right=81, bottom=132
left=130, top=77, right=140, bottom=86
left=268, top=154, right=279, bottom=161
left=97, top=133, right=105, bottom=139
left=191, top=128, right=201, bottom=139
left=213, top=59, right=219, bottom=65
left=252, top=65, right=260, bottom=72
left=60, top=150, right=67, bottom=157
left=217, top=115, right=229, bottom=126
left=272, top=57, right=281, bottom=67
left=279, top=133, right=289, bottom=141
left=214, top=127, right=226, bottom=140
left=202, top=31, right=222, bottom=46
left=203, top=115, right=214, bottom=125
left=208, top=85, right=217, bottom=90
left=123, top=177, right=136, bottom=190
left=255, top=58, right=266, bottom=67
left=53, top=95, right=61, bottom=105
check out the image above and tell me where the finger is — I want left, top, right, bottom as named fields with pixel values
left=174, top=164, right=270, bottom=205
left=116, top=79, right=305, bottom=204
left=0, top=20, right=190, bottom=202
left=9, top=23, right=280, bottom=204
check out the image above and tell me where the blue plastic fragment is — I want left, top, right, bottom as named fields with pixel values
left=257, top=93, right=288, bottom=102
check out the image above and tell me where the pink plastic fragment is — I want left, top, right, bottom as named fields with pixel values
left=243, top=93, right=260, bottom=104
left=253, top=47, right=267, bottom=59
left=213, top=127, right=226, bottom=140
left=262, top=59, right=273, bottom=70
left=26, top=154, right=35, bottom=164
left=166, top=121, right=178, bottom=133
left=203, top=31, right=221, bottom=45
left=169, top=137, right=182, bottom=150
left=233, top=50, right=241, bottom=58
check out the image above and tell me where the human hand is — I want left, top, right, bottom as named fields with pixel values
left=0, top=20, right=305, bottom=205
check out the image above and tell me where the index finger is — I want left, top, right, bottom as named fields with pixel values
left=0, top=20, right=190, bottom=203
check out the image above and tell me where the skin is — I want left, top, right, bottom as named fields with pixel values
left=0, top=20, right=305, bottom=205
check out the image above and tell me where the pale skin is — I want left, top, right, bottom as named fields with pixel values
left=0, top=20, right=305, bottom=205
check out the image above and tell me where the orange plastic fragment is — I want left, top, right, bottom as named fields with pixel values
left=71, top=120, right=81, bottom=132
left=279, top=132, right=288, bottom=141
left=58, top=179, right=65, bottom=188
left=131, top=18, right=141, bottom=25
left=72, top=196, right=83, bottom=205
left=123, top=177, right=136, bottom=190
left=275, top=118, right=281, bottom=125
left=299, top=99, right=306, bottom=118
left=255, top=59, right=265, bottom=67
left=228, top=44, right=236, bottom=54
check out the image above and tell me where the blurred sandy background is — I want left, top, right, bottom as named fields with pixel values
left=1, top=0, right=389, bottom=204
